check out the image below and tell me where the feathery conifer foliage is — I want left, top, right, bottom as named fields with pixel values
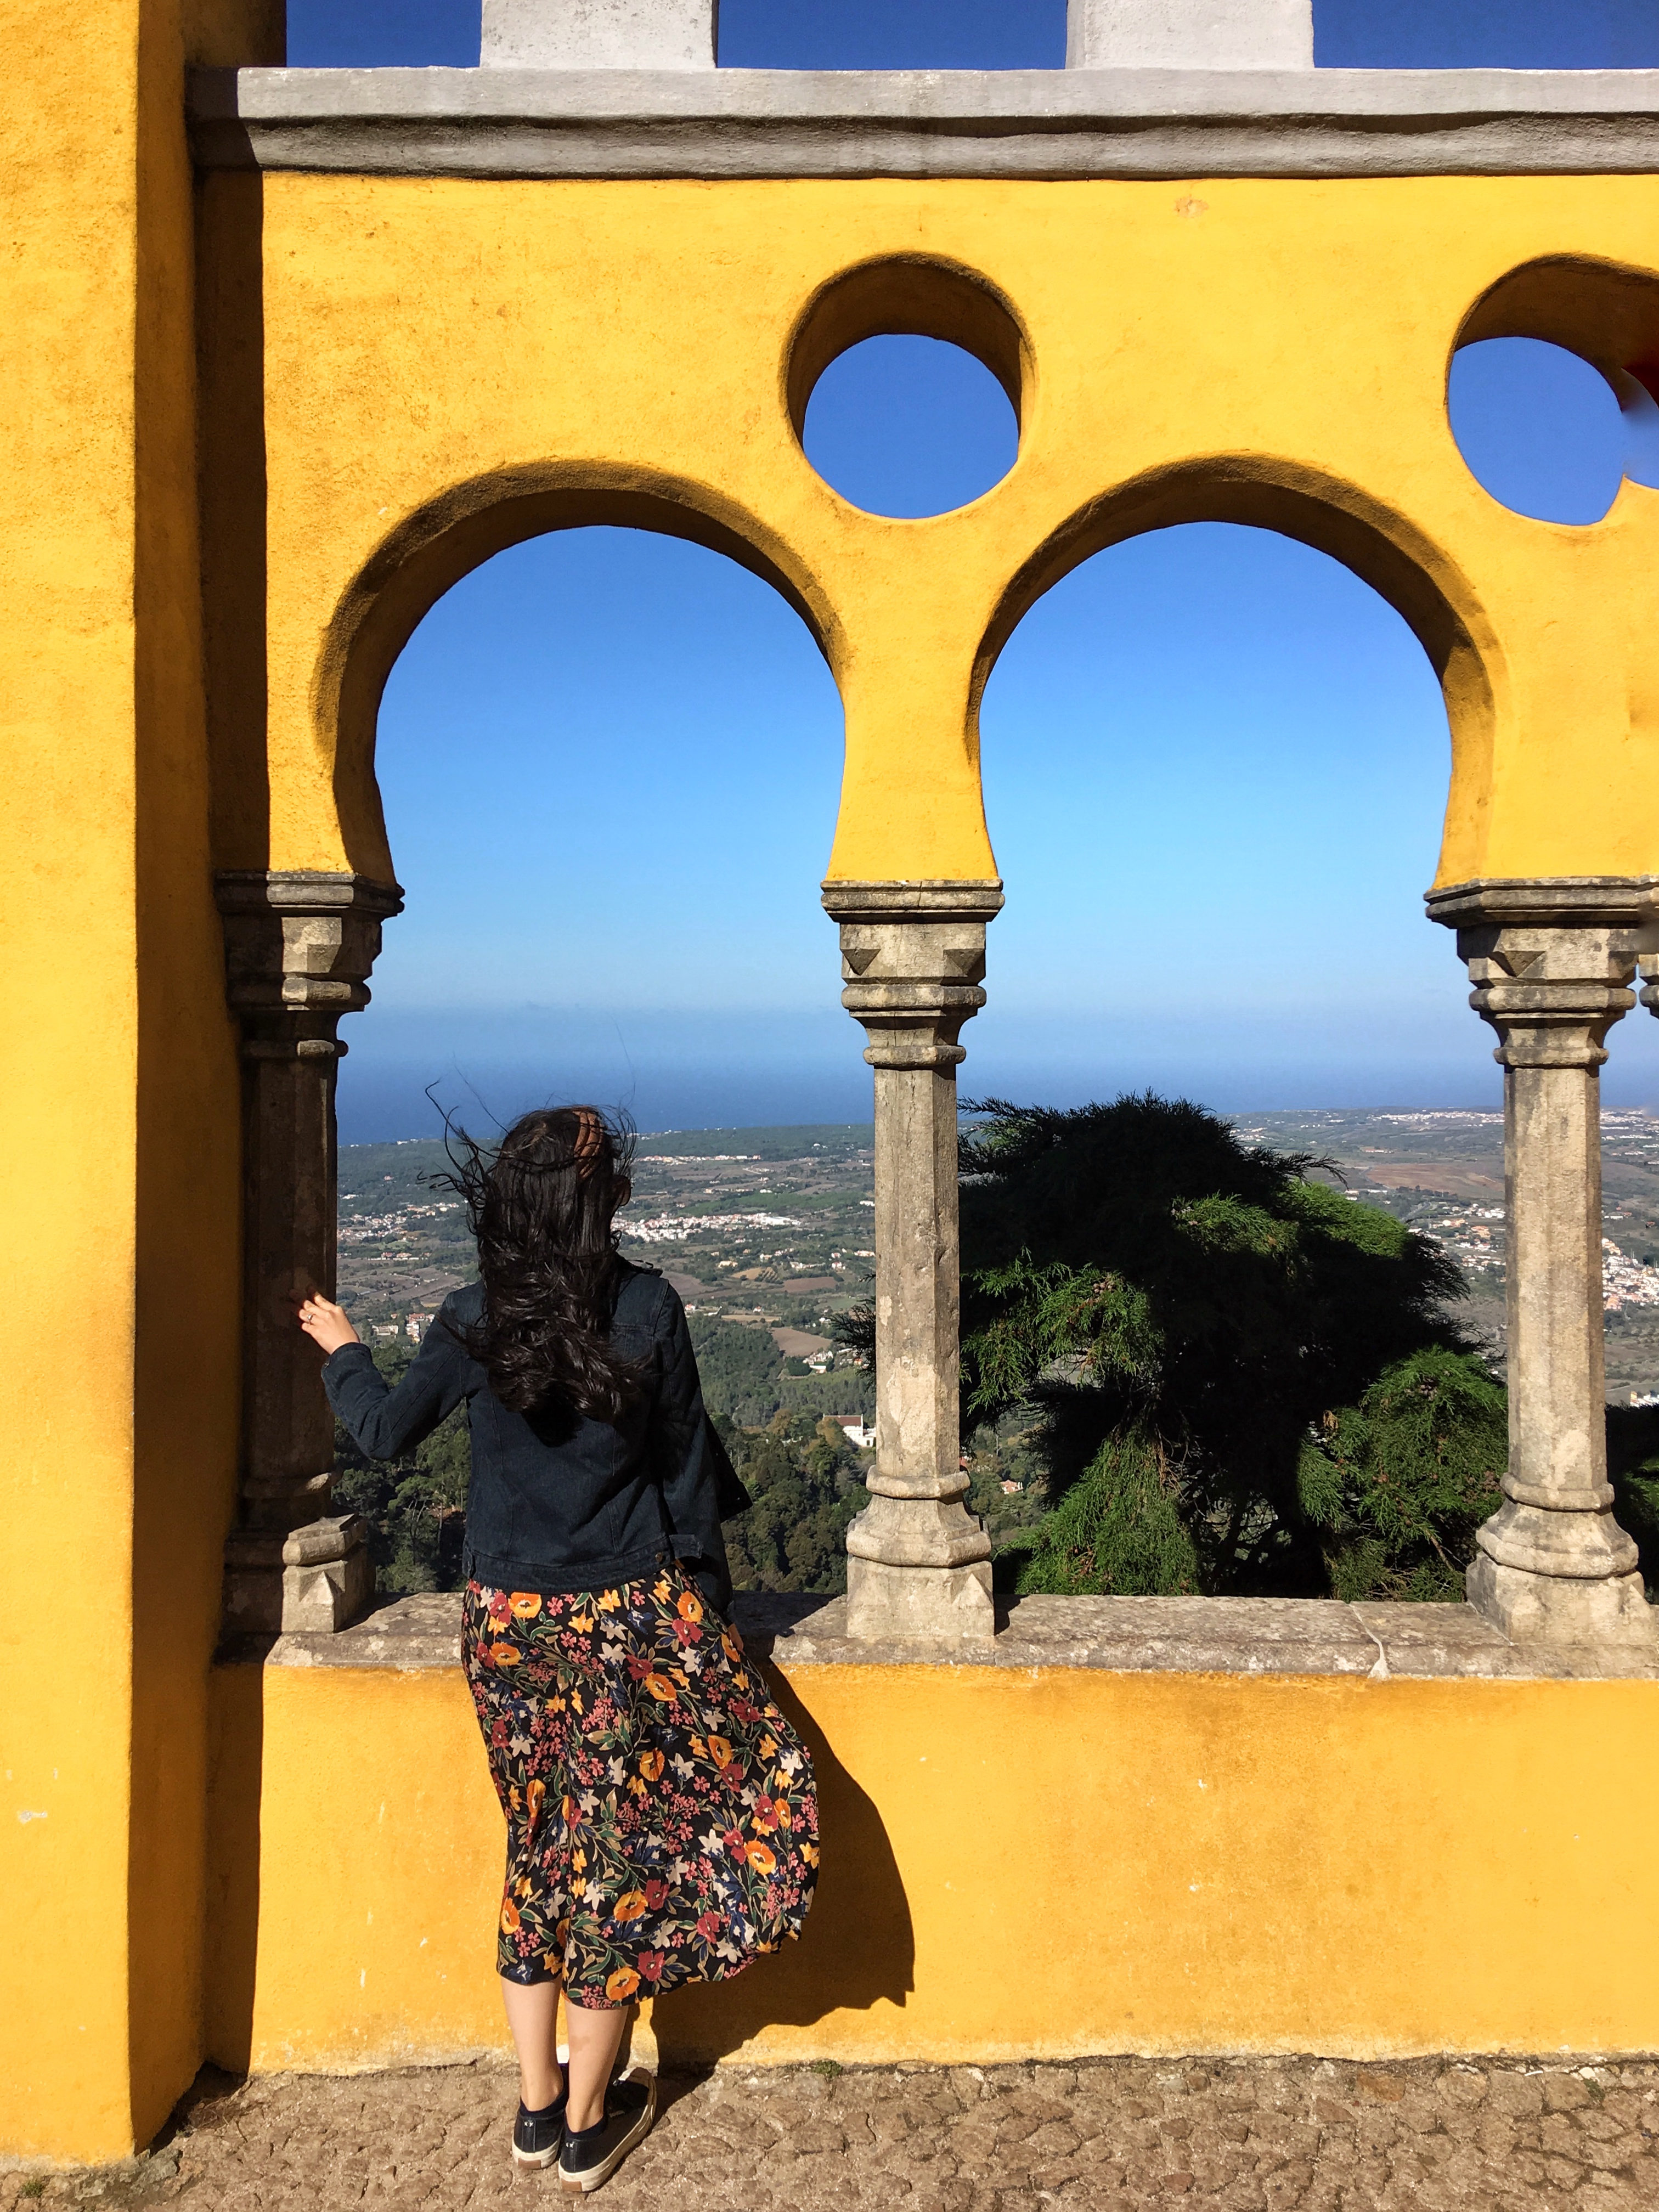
left=958, top=1095, right=1506, bottom=1600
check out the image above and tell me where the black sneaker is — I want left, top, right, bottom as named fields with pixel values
left=511, top=2089, right=568, bottom=2170
left=558, top=2074, right=657, bottom=2194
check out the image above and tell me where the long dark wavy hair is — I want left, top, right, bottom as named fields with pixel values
left=441, top=1104, right=642, bottom=1423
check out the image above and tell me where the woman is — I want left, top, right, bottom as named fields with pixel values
left=298, top=1106, right=819, bottom=2194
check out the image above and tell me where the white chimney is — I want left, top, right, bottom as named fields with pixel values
left=481, top=0, right=718, bottom=69
left=1066, top=0, right=1314, bottom=69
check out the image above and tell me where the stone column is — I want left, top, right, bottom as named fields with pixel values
left=215, top=870, right=403, bottom=1635
left=822, top=881, right=1003, bottom=1643
left=1427, top=878, right=1659, bottom=1644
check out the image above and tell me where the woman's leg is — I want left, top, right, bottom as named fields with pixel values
left=564, top=2000, right=631, bottom=2132
left=500, top=1975, right=564, bottom=2111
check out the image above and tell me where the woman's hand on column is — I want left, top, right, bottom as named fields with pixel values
left=298, top=1294, right=362, bottom=1357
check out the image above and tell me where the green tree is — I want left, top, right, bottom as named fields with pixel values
left=687, top=1311, right=785, bottom=1425
left=958, top=1094, right=1505, bottom=1601
left=1605, top=1405, right=1659, bottom=1589
left=720, top=1410, right=869, bottom=1595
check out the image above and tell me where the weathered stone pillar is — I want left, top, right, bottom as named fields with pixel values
left=215, top=870, right=403, bottom=1635
left=822, top=881, right=1003, bottom=1642
left=1428, top=879, right=1659, bottom=1644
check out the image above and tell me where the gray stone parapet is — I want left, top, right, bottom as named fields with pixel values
left=241, top=1587, right=1659, bottom=1680
left=187, top=65, right=1659, bottom=181
left=1428, top=878, right=1659, bottom=1647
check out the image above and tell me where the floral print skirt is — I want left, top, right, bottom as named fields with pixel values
left=462, top=1567, right=819, bottom=2006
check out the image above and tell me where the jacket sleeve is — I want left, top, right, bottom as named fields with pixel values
left=322, top=1305, right=472, bottom=1462
left=646, top=1287, right=734, bottom=1612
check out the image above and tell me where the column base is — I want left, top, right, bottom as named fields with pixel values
left=845, top=1555, right=995, bottom=1643
left=1476, top=1496, right=1640, bottom=1579
left=224, top=1514, right=375, bottom=1635
left=845, top=1492, right=993, bottom=1568
left=1467, top=1552, right=1656, bottom=1644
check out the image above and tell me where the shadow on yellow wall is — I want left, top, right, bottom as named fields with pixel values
left=202, top=1655, right=916, bottom=2076
left=205, top=1664, right=266, bottom=2077
left=653, top=1669, right=916, bottom=2061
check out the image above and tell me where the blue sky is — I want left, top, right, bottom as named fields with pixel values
left=286, top=2, right=1659, bottom=1140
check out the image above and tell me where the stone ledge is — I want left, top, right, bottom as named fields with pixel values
left=187, top=64, right=1659, bottom=180
left=223, top=1588, right=1659, bottom=1680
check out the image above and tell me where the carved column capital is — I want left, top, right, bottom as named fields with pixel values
left=1426, top=878, right=1659, bottom=1069
left=215, top=870, right=404, bottom=1054
left=822, top=879, right=1003, bottom=1070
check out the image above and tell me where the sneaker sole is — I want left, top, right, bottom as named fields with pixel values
left=558, top=2075, right=657, bottom=2194
left=511, top=2140, right=564, bottom=2170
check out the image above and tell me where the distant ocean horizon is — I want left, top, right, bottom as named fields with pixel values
left=333, top=1001, right=1659, bottom=1149
left=336, top=1054, right=1522, bottom=1147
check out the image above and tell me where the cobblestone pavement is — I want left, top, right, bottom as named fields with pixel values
left=6, top=2055, right=1659, bottom=2210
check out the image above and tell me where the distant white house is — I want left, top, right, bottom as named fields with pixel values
left=833, top=1415, right=876, bottom=1450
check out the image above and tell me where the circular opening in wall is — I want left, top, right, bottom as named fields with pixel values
left=803, top=335, right=1019, bottom=517
left=788, top=257, right=1028, bottom=519
left=1448, top=335, right=1633, bottom=524
left=1451, top=256, right=1659, bottom=515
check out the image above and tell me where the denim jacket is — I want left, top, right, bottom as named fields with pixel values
left=322, top=1263, right=734, bottom=1608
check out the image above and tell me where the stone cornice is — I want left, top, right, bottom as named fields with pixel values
left=188, top=64, right=1659, bottom=181
left=1426, top=876, right=1659, bottom=930
left=215, top=867, right=406, bottom=919
left=821, top=878, right=1005, bottom=924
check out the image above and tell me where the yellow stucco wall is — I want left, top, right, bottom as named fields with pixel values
left=241, top=173, right=1659, bottom=891
left=0, top=0, right=273, bottom=2167
left=10, top=13, right=1659, bottom=2166
left=206, top=1656, right=1659, bottom=2075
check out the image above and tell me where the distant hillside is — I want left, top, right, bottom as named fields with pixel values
left=338, top=1139, right=455, bottom=1212
left=634, top=1123, right=872, bottom=1162
left=338, top=1124, right=874, bottom=1203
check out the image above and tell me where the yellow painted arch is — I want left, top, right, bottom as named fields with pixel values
left=250, top=176, right=1659, bottom=893
left=318, top=468, right=840, bottom=883
left=969, top=454, right=1504, bottom=879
